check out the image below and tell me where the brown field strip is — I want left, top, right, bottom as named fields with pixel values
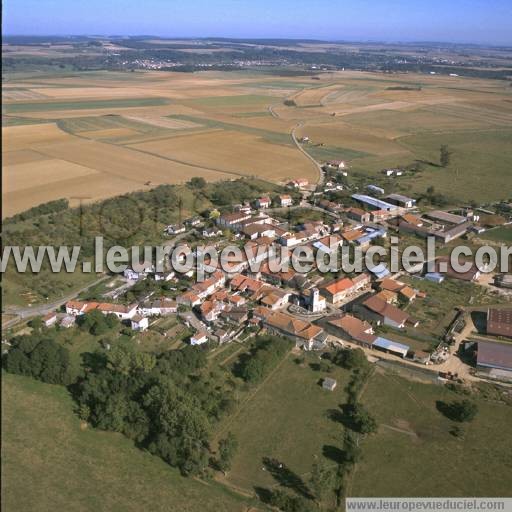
left=130, top=129, right=317, bottom=182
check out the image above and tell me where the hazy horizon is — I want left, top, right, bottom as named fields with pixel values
left=4, top=0, right=512, bottom=46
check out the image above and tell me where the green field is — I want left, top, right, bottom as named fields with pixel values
left=481, top=226, right=512, bottom=243
left=221, top=352, right=352, bottom=492
left=352, top=371, right=512, bottom=497
left=303, top=144, right=371, bottom=163
left=187, top=94, right=280, bottom=108
left=1, top=373, right=255, bottom=512
left=169, top=114, right=293, bottom=145
left=4, top=97, right=169, bottom=113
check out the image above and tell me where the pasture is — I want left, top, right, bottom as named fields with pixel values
left=352, top=371, right=512, bottom=497
left=219, top=352, right=352, bottom=492
left=2, top=373, right=254, bottom=512
left=3, top=68, right=512, bottom=216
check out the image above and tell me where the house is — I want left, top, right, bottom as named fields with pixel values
left=124, top=268, right=144, bottom=281
left=370, top=209, right=394, bottom=222
left=325, top=160, right=346, bottom=170
left=190, top=331, right=208, bottom=346
left=322, top=377, right=337, bottom=391
left=262, top=310, right=324, bottom=350
left=220, top=306, right=249, bottom=324
left=313, top=234, right=343, bottom=254
left=199, top=300, right=225, bottom=323
left=278, top=194, right=293, bottom=207
left=65, top=300, right=138, bottom=320
left=165, top=224, right=186, bottom=235
left=139, top=298, right=177, bottom=316
left=346, top=207, right=370, bottom=223
left=153, top=271, right=175, bottom=282
left=319, top=273, right=370, bottom=305
left=60, top=315, right=76, bottom=328
left=176, top=291, right=202, bottom=307
left=326, top=315, right=376, bottom=348
left=258, top=286, right=291, bottom=310
left=214, top=329, right=230, bottom=344
left=242, top=223, right=276, bottom=240
left=131, top=314, right=149, bottom=332
left=356, top=295, right=410, bottom=328
left=216, top=211, right=252, bottom=229
left=202, top=227, right=223, bottom=238
left=487, top=309, right=512, bottom=338
left=43, top=311, right=57, bottom=328
left=434, top=256, right=481, bottom=282
left=229, top=274, right=265, bottom=295
left=256, top=197, right=271, bottom=209
left=185, top=217, right=202, bottom=227
left=288, top=179, right=309, bottom=189
left=385, top=194, right=416, bottom=208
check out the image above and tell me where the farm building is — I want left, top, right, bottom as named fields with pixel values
left=322, top=378, right=337, bottom=391
left=487, top=309, right=512, bottom=338
left=346, top=207, right=370, bottom=223
left=424, top=210, right=467, bottom=225
left=326, top=315, right=376, bottom=348
left=476, top=341, right=512, bottom=381
left=385, top=194, right=416, bottom=208
left=372, top=337, right=410, bottom=358
left=352, top=194, right=398, bottom=212
left=367, top=184, right=385, bottom=195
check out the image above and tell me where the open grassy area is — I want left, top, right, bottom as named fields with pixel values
left=1, top=372, right=255, bottom=512
left=221, top=352, right=352, bottom=492
left=480, top=226, right=512, bottom=243
left=352, top=371, right=512, bottom=497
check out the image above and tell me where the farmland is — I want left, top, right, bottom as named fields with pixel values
left=352, top=371, right=512, bottom=497
left=3, top=65, right=512, bottom=216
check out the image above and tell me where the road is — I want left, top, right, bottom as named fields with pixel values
left=2, top=275, right=110, bottom=328
left=291, top=123, right=324, bottom=186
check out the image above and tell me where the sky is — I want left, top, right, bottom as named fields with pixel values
left=4, top=0, right=512, bottom=45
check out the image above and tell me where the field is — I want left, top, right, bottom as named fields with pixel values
left=3, top=68, right=512, bottom=216
left=352, top=371, right=512, bottom=497
left=1, top=373, right=255, bottom=512
left=219, top=352, right=352, bottom=492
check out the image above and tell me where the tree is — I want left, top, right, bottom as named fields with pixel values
left=348, top=403, right=378, bottom=434
left=449, top=399, right=478, bottom=423
left=188, top=177, right=207, bottom=189
left=217, top=432, right=238, bottom=473
left=333, top=348, right=368, bottom=371
left=310, top=462, right=336, bottom=504
left=440, top=145, right=452, bottom=167
left=28, top=317, right=43, bottom=332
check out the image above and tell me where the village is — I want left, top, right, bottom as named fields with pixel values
left=38, top=164, right=512, bottom=388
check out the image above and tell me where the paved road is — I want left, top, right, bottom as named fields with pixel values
left=291, top=123, right=324, bottom=186
left=2, top=275, right=110, bottom=327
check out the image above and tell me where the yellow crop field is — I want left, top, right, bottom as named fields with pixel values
left=3, top=67, right=512, bottom=216
left=131, top=129, right=316, bottom=181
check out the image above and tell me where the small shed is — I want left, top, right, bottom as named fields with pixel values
left=322, top=377, right=337, bottom=391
